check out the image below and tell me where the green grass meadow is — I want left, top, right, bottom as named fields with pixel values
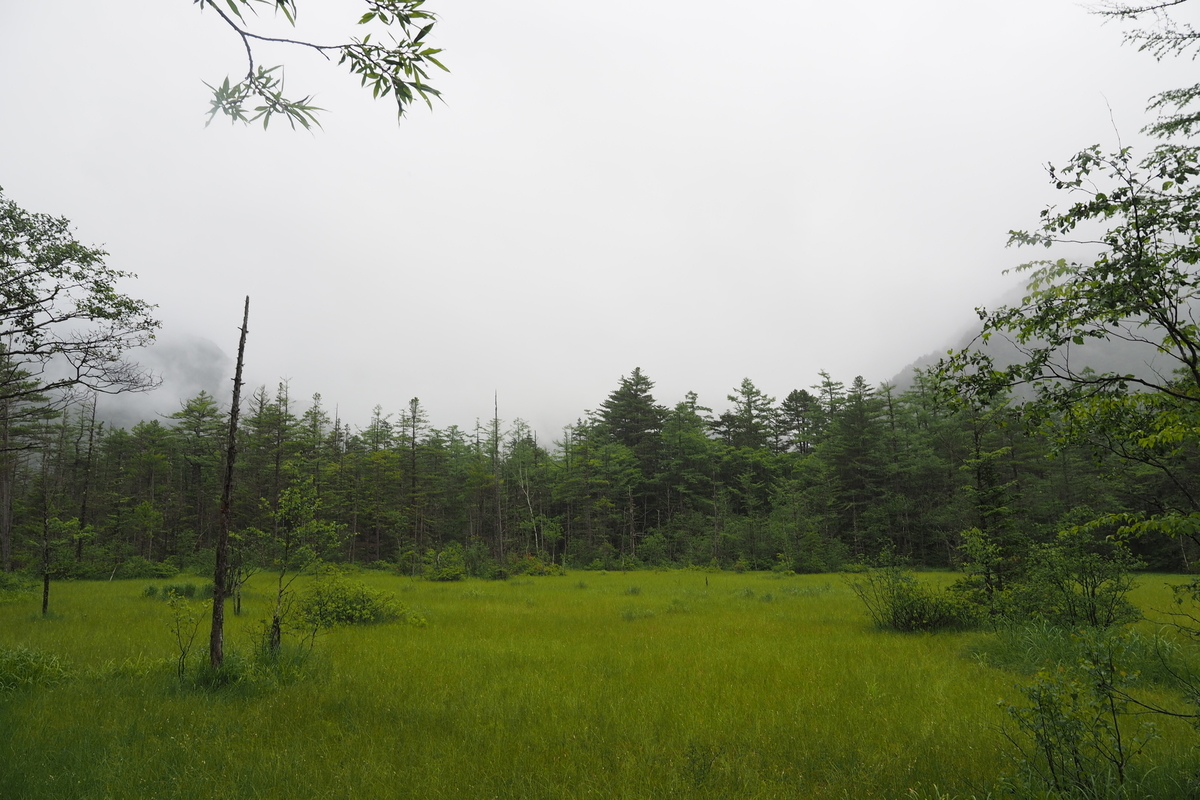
left=1, top=570, right=1196, bottom=799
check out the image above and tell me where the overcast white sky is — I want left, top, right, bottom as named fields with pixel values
left=0, top=0, right=1188, bottom=438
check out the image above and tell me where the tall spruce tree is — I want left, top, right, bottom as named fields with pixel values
left=597, top=368, right=668, bottom=539
left=169, top=391, right=226, bottom=553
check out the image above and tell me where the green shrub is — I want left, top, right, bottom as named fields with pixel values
left=1009, top=532, right=1141, bottom=629
left=295, top=577, right=404, bottom=630
left=0, top=571, right=32, bottom=596
left=162, top=582, right=197, bottom=599
left=0, top=645, right=73, bottom=692
left=55, top=558, right=115, bottom=580
left=425, top=543, right=467, bottom=582
left=508, top=553, right=564, bottom=576
left=849, top=563, right=976, bottom=632
left=955, top=520, right=1142, bottom=630
left=0, top=574, right=34, bottom=605
left=999, top=629, right=1158, bottom=798
left=638, top=532, right=669, bottom=566
left=141, top=584, right=159, bottom=598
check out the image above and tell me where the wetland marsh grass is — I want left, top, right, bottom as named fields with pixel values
left=0, top=570, right=1195, bottom=798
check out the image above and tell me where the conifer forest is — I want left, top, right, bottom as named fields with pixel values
left=2, top=366, right=1194, bottom=582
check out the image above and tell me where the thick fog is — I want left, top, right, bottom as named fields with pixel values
left=0, top=0, right=1187, bottom=437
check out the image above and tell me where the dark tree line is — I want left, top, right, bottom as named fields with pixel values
left=3, top=363, right=1194, bottom=581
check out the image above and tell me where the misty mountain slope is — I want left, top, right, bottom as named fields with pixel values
left=94, top=333, right=232, bottom=430
left=890, top=292, right=1191, bottom=395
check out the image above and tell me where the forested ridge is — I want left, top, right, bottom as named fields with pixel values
left=3, top=362, right=1193, bottom=580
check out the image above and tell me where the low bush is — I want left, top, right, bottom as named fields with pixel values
left=508, top=553, right=564, bottom=576
left=0, top=571, right=33, bottom=601
left=849, top=563, right=977, bottom=632
left=998, top=628, right=1161, bottom=798
left=425, top=543, right=467, bottom=582
left=954, top=522, right=1142, bottom=630
left=295, top=577, right=405, bottom=631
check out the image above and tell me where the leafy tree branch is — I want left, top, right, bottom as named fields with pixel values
left=196, top=0, right=447, bottom=128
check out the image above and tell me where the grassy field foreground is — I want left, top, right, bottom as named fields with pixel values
left=0, top=570, right=1193, bottom=799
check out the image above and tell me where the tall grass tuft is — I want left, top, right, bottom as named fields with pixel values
left=0, top=645, right=73, bottom=692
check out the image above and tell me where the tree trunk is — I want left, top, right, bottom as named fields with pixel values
left=0, top=458, right=11, bottom=573
left=76, top=396, right=98, bottom=562
left=0, top=393, right=11, bottom=573
left=41, top=474, right=50, bottom=615
left=210, top=297, right=249, bottom=670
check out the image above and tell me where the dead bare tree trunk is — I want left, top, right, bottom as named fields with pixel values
left=0, top=390, right=12, bottom=573
left=76, top=395, right=98, bottom=562
left=210, top=297, right=249, bottom=670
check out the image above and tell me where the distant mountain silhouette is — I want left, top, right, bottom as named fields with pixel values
left=890, top=286, right=1181, bottom=395
left=95, top=333, right=232, bottom=429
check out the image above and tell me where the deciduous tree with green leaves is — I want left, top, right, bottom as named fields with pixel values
left=947, top=143, right=1200, bottom=544
left=0, top=188, right=158, bottom=571
left=251, top=478, right=345, bottom=654
left=944, top=0, right=1200, bottom=546
left=0, top=188, right=159, bottom=404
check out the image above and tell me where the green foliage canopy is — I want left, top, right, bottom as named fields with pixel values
left=197, top=0, right=448, bottom=128
left=943, top=142, right=1200, bottom=545
left=0, top=188, right=159, bottom=406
